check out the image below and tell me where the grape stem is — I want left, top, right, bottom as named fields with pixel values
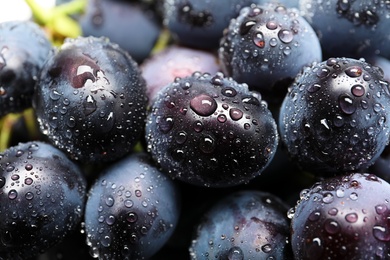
left=24, top=0, right=86, bottom=44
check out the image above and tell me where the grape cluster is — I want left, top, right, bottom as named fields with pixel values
left=1, top=0, right=390, bottom=259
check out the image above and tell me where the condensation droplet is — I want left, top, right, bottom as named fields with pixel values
left=228, top=246, right=244, bottom=260
left=8, top=189, right=18, bottom=200
left=253, top=32, right=265, bottom=48
left=199, top=134, right=216, bottom=154
left=278, top=29, right=293, bottom=43
left=345, top=212, right=358, bottom=223
left=190, top=94, right=217, bottom=116
left=322, top=193, right=334, bottom=203
left=375, top=204, right=388, bottom=215
left=105, top=196, right=115, bottom=207
left=351, top=85, right=365, bottom=97
left=345, top=66, right=363, bottom=77
left=324, top=219, right=340, bottom=234
left=373, top=225, right=390, bottom=242
left=221, top=87, right=237, bottom=97
left=175, top=131, right=187, bottom=144
left=229, top=108, right=243, bottom=121
left=127, top=212, right=138, bottom=223
left=158, top=116, right=174, bottom=134
left=339, top=94, right=356, bottom=114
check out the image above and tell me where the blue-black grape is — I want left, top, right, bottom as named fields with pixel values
left=289, top=172, right=390, bottom=259
left=0, top=141, right=87, bottom=260
left=219, top=3, right=322, bottom=106
left=300, top=0, right=390, bottom=60
left=33, top=36, right=148, bottom=163
left=279, top=57, right=390, bottom=176
left=145, top=71, right=279, bottom=187
left=189, top=190, right=293, bottom=259
left=0, top=20, right=53, bottom=117
left=79, top=0, right=161, bottom=63
left=84, top=152, right=181, bottom=259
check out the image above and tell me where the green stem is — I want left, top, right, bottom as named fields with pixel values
left=24, top=0, right=51, bottom=25
left=0, top=113, right=20, bottom=152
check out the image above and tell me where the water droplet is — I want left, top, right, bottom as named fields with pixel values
left=83, top=95, right=97, bottom=115
left=199, top=134, right=216, bottom=154
left=101, top=235, right=111, bottom=247
left=345, top=66, right=363, bottom=77
left=124, top=199, right=133, bottom=208
left=67, top=116, right=76, bottom=128
left=307, top=83, right=321, bottom=93
left=127, top=212, right=138, bottom=223
left=158, top=116, right=174, bottom=134
left=228, top=246, right=244, bottom=260
left=193, top=120, right=204, bottom=132
left=106, top=215, right=115, bottom=225
left=283, top=46, right=291, bottom=56
left=375, top=204, right=388, bottom=214
left=278, top=29, right=293, bottom=43
left=8, top=189, right=17, bottom=200
left=248, top=6, right=262, bottom=17
left=322, top=193, right=334, bottom=203
left=363, top=74, right=372, bottom=81
left=261, top=244, right=272, bottom=253
left=25, top=164, right=33, bottom=171
left=349, top=192, right=358, bottom=200
left=269, top=37, right=278, bottom=47
left=25, top=192, right=34, bottom=200
left=336, top=189, right=345, bottom=197
left=309, top=211, right=321, bottom=221
left=221, top=87, right=237, bottom=97
left=253, top=32, right=265, bottom=48
left=345, top=212, right=358, bottom=223
left=333, top=115, right=345, bottom=127
left=211, top=73, right=224, bottom=86
left=240, top=20, right=256, bottom=35
left=105, top=196, right=114, bottom=207
left=229, top=108, right=243, bottom=121
left=217, top=114, right=227, bottom=123
left=242, top=96, right=260, bottom=106
left=49, top=89, right=62, bottom=100
left=190, top=94, right=217, bottom=116
left=324, top=219, right=340, bottom=234
left=175, top=131, right=187, bottom=144
left=266, top=20, right=278, bottom=30
left=373, top=225, right=390, bottom=242
left=316, top=67, right=330, bottom=78
left=337, top=0, right=350, bottom=12
left=328, top=208, right=338, bottom=216
left=339, top=94, right=356, bottom=114
left=351, top=85, right=365, bottom=97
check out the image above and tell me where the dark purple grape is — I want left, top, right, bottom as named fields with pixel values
left=84, top=152, right=180, bottom=259
left=33, top=36, right=148, bottom=163
left=145, top=71, right=279, bottom=187
left=189, top=190, right=293, bottom=259
left=219, top=3, right=322, bottom=105
left=162, top=0, right=262, bottom=50
left=79, top=0, right=161, bottom=63
left=0, top=141, right=87, bottom=259
left=279, top=57, right=390, bottom=176
left=301, top=0, right=390, bottom=60
left=289, top=172, right=390, bottom=259
left=0, top=20, right=53, bottom=117
left=140, top=44, right=221, bottom=106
